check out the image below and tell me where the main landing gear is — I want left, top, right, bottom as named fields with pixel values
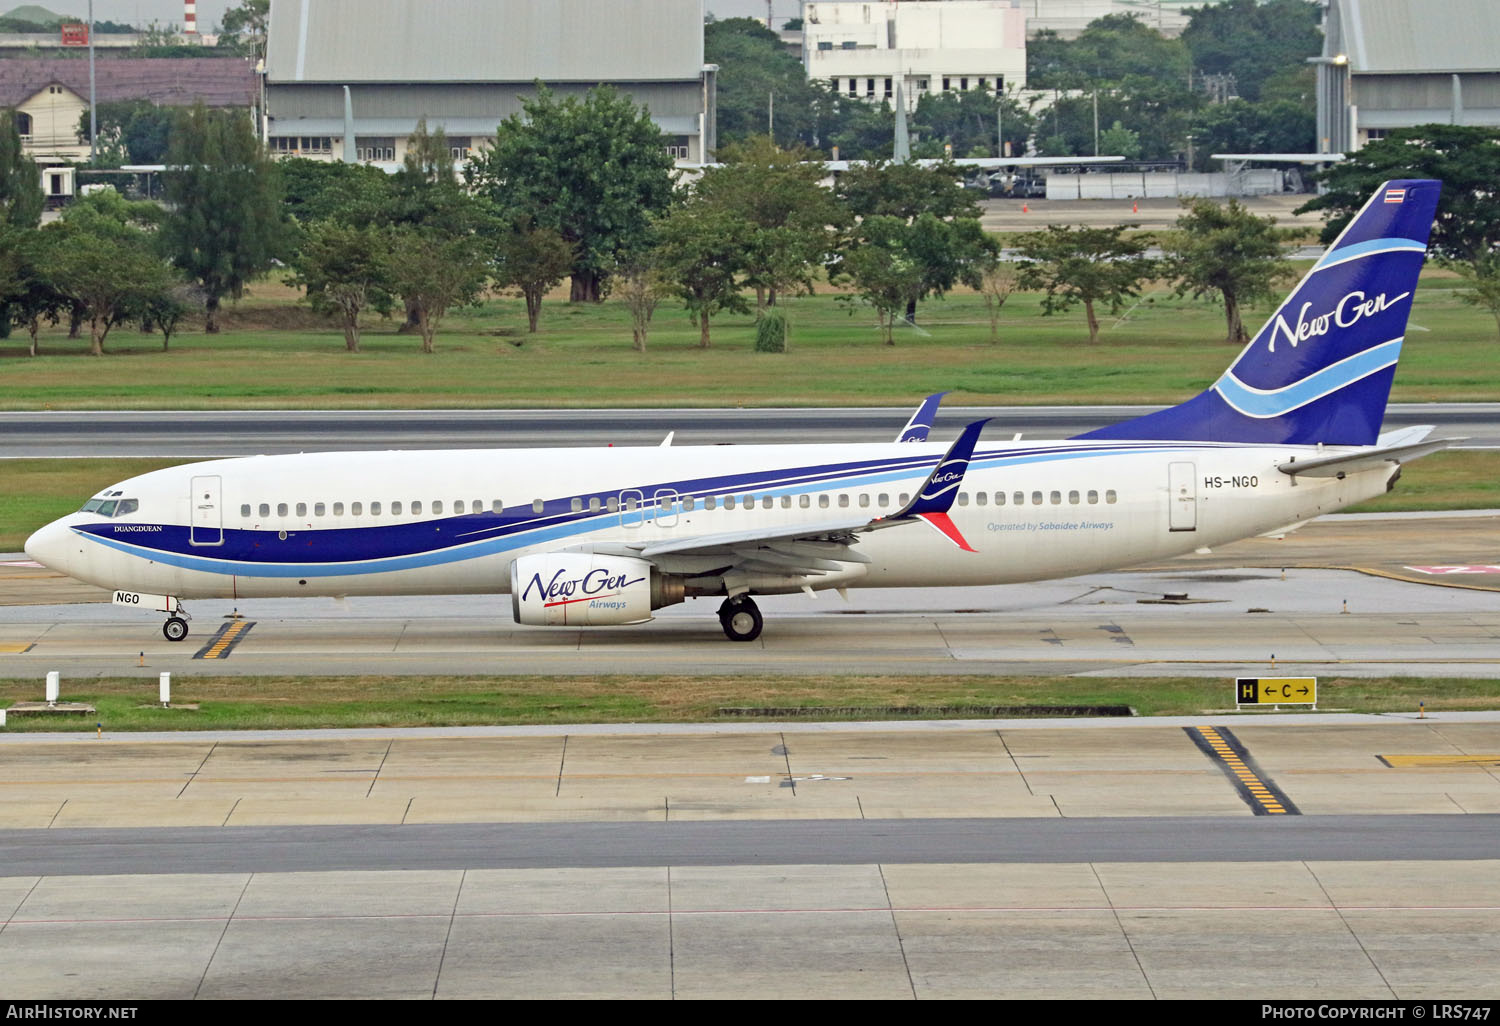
left=718, top=595, right=763, bottom=642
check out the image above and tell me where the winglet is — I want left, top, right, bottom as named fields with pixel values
left=880, top=418, right=989, bottom=550
left=895, top=391, right=949, bottom=443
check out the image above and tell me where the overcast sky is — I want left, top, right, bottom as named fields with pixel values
left=23, top=1, right=798, bottom=33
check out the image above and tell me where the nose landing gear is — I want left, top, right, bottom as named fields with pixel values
left=718, top=595, right=763, bottom=642
left=163, top=616, right=189, bottom=642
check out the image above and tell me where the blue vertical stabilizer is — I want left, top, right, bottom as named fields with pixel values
left=1080, top=179, right=1440, bottom=446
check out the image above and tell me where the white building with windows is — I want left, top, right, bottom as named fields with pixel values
left=802, top=1, right=1028, bottom=108
left=264, top=0, right=716, bottom=167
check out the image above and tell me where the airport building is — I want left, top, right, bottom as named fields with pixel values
left=263, top=0, right=716, bottom=167
left=802, top=1, right=1029, bottom=107
left=0, top=57, right=256, bottom=164
left=1315, top=0, right=1500, bottom=152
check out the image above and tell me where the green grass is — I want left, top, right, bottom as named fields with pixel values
left=0, top=673, right=1492, bottom=731
left=2, top=267, right=1496, bottom=410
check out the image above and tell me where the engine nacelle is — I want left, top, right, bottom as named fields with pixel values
left=510, top=553, right=682, bottom=627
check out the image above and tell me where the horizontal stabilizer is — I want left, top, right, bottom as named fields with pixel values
left=1277, top=437, right=1464, bottom=477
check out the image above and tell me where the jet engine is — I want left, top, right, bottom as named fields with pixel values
left=510, top=553, right=684, bottom=627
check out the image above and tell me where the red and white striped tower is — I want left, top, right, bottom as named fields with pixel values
left=183, top=1, right=197, bottom=34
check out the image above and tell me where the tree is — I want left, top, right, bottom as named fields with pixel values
left=1186, top=99, right=1313, bottom=171
left=705, top=18, right=825, bottom=150
left=218, top=0, right=269, bottom=58
left=1300, top=126, right=1500, bottom=266
left=835, top=160, right=981, bottom=221
left=1027, top=15, right=1190, bottom=90
left=491, top=219, right=573, bottom=334
left=385, top=226, right=487, bottom=354
left=1454, top=253, right=1500, bottom=341
left=42, top=191, right=176, bottom=356
left=1181, top=0, right=1321, bottom=104
left=834, top=162, right=996, bottom=323
left=1162, top=198, right=1295, bottom=344
left=467, top=85, right=676, bottom=302
left=913, top=86, right=1034, bottom=161
left=614, top=253, right=671, bottom=352
left=833, top=215, right=929, bottom=345
left=161, top=105, right=288, bottom=332
left=1015, top=225, right=1154, bottom=343
left=2, top=227, right=66, bottom=356
left=287, top=221, right=396, bottom=352
left=77, top=101, right=174, bottom=165
left=978, top=260, right=1019, bottom=344
left=279, top=158, right=393, bottom=228
left=653, top=204, right=750, bottom=348
left=0, top=110, right=42, bottom=338
left=692, top=136, right=846, bottom=312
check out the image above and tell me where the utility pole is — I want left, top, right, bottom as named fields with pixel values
left=87, top=0, right=96, bottom=162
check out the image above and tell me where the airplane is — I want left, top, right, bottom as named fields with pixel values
left=25, top=179, right=1457, bottom=644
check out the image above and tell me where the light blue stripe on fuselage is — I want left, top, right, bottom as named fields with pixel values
left=1213, top=338, right=1403, bottom=419
left=76, top=442, right=1225, bottom=579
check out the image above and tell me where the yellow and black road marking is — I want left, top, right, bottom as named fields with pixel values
left=1186, top=725, right=1300, bottom=816
left=194, top=620, right=254, bottom=660
left=0, top=642, right=35, bottom=654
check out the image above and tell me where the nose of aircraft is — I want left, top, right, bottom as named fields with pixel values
left=24, top=518, right=72, bottom=572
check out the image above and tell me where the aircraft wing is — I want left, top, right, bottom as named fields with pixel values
left=575, top=420, right=991, bottom=578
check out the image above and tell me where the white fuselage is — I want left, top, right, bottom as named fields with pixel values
left=28, top=438, right=1394, bottom=602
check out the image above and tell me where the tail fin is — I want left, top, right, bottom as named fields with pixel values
left=1080, top=179, right=1440, bottom=446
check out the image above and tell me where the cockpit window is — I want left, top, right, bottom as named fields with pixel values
left=114, top=498, right=138, bottom=518
left=80, top=498, right=104, bottom=513
left=96, top=500, right=118, bottom=518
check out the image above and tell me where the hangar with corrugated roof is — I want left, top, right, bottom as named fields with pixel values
left=1315, top=0, right=1500, bottom=152
left=263, top=0, right=715, bottom=167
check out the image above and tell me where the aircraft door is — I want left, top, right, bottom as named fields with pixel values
left=619, top=489, right=645, bottom=528
left=190, top=475, right=224, bottom=546
left=653, top=489, right=679, bottom=527
left=1168, top=461, right=1197, bottom=532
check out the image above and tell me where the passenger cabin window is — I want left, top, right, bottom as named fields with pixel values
left=411, top=501, right=421, bottom=515
left=858, top=494, right=870, bottom=508
left=1106, top=490, right=1118, bottom=504
left=241, top=504, right=252, bottom=517
left=315, top=503, right=326, bottom=516
left=533, top=499, right=545, bottom=514
left=351, top=502, right=363, bottom=515
left=433, top=501, right=444, bottom=514
left=333, top=502, right=344, bottom=516
left=296, top=502, right=307, bottom=517
left=277, top=503, right=288, bottom=517
left=370, top=502, right=381, bottom=516
left=259, top=503, right=271, bottom=517
left=391, top=501, right=403, bottom=516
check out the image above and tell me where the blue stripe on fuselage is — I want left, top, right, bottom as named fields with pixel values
left=75, top=441, right=1225, bottom=578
